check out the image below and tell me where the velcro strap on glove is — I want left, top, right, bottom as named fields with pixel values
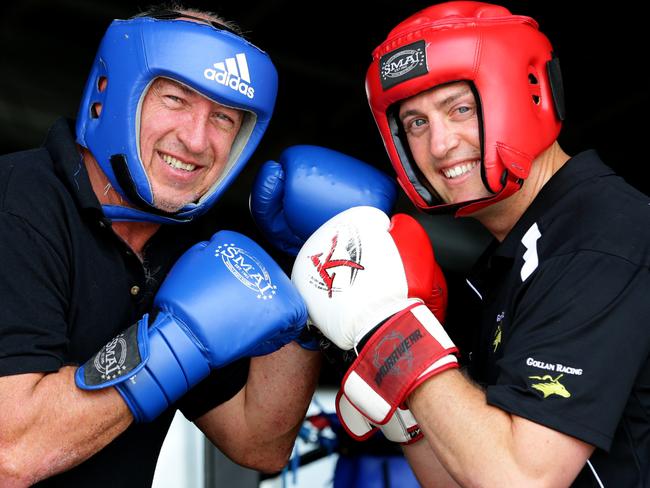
left=75, top=317, right=150, bottom=389
left=75, top=313, right=211, bottom=422
left=336, top=389, right=423, bottom=445
left=342, top=303, right=458, bottom=425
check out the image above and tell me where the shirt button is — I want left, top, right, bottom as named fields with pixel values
left=130, top=285, right=140, bottom=296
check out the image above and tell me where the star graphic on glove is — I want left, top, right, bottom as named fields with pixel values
left=310, top=233, right=364, bottom=298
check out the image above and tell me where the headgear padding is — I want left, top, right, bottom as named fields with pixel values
left=366, top=1, right=564, bottom=215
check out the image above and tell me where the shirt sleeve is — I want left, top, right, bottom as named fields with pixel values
left=0, top=212, right=70, bottom=375
left=486, top=251, right=650, bottom=451
left=176, top=357, right=250, bottom=421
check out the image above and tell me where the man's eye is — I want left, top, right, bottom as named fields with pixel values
left=213, top=112, right=235, bottom=129
left=455, top=105, right=475, bottom=117
left=405, top=118, right=427, bottom=133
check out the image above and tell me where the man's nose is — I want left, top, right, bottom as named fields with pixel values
left=177, top=111, right=210, bottom=155
left=428, top=119, right=460, bottom=159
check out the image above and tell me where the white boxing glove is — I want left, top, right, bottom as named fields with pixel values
left=291, top=206, right=458, bottom=426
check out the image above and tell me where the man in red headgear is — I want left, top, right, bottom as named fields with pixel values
left=289, top=2, right=650, bottom=486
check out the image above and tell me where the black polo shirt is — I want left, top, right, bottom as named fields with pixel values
left=464, top=150, right=650, bottom=487
left=0, top=118, right=249, bottom=487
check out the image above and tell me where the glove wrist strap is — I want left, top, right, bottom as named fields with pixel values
left=76, top=313, right=211, bottom=422
left=342, top=303, right=458, bottom=424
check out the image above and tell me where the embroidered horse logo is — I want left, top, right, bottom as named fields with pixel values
left=529, top=374, right=571, bottom=398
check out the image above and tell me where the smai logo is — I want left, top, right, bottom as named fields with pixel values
left=382, top=48, right=424, bottom=79
left=93, top=333, right=128, bottom=380
left=379, top=40, right=428, bottom=90
left=216, top=244, right=276, bottom=299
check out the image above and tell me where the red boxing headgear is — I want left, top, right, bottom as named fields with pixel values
left=366, top=1, right=565, bottom=215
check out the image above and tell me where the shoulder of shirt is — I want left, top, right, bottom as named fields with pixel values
left=0, top=146, right=73, bottom=221
left=537, top=173, right=650, bottom=267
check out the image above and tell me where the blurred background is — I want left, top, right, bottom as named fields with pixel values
left=1, top=0, right=648, bottom=244
left=1, top=1, right=648, bottom=486
left=1, top=0, right=648, bottom=274
left=2, top=0, right=648, bottom=201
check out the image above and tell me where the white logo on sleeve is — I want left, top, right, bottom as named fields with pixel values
left=520, top=222, right=541, bottom=282
left=204, top=53, right=255, bottom=99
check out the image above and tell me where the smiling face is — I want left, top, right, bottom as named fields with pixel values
left=138, top=77, right=244, bottom=213
left=399, top=81, right=491, bottom=206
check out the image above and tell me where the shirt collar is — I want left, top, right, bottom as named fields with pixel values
left=43, top=118, right=105, bottom=219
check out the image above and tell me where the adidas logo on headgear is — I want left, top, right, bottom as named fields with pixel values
left=204, top=53, right=255, bottom=99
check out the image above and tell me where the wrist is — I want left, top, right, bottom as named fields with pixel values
left=407, top=362, right=461, bottom=409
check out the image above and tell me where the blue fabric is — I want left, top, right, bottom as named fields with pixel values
left=334, top=455, right=420, bottom=488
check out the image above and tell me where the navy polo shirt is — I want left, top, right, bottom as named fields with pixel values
left=464, top=150, right=650, bottom=487
left=0, top=118, right=249, bottom=486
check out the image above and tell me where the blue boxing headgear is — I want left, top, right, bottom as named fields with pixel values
left=76, top=15, right=278, bottom=223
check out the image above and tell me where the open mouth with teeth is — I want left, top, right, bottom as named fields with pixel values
left=442, top=160, right=479, bottom=179
left=161, top=152, right=197, bottom=172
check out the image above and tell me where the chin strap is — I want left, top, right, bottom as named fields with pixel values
left=101, top=204, right=192, bottom=224
left=454, top=177, right=522, bottom=217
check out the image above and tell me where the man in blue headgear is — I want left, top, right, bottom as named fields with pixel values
left=75, top=8, right=277, bottom=224
left=0, top=5, right=321, bottom=486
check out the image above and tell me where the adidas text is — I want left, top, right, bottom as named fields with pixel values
left=204, top=54, right=255, bottom=99
left=204, top=68, right=255, bottom=99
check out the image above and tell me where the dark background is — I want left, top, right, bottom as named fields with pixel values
left=1, top=1, right=647, bottom=271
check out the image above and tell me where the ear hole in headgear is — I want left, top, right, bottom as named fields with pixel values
left=97, top=76, right=108, bottom=92
left=90, top=103, right=102, bottom=119
left=90, top=76, right=108, bottom=119
left=528, top=69, right=542, bottom=106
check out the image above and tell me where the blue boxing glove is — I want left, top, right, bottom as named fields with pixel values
left=250, top=145, right=397, bottom=255
left=75, top=231, right=307, bottom=422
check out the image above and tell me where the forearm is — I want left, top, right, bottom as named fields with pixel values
left=0, top=367, right=132, bottom=486
left=402, top=440, right=461, bottom=488
left=244, top=343, right=321, bottom=439
left=407, top=369, right=590, bottom=487
left=408, top=369, right=522, bottom=486
left=198, top=343, right=321, bottom=472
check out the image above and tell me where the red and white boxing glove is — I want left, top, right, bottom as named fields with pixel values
left=291, top=206, right=458, bottom=426
left=336, top=389, right=423, bottom=445
left=334, top=211, right=446, bottom=445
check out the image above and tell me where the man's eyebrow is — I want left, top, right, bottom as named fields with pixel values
left=399, top=86, right=473, bottom=120
left=157, top=78, right=195, bottom=95
left=435, top=87, right=472, bottom=109
left=399, top=108, right=421, bottom=121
